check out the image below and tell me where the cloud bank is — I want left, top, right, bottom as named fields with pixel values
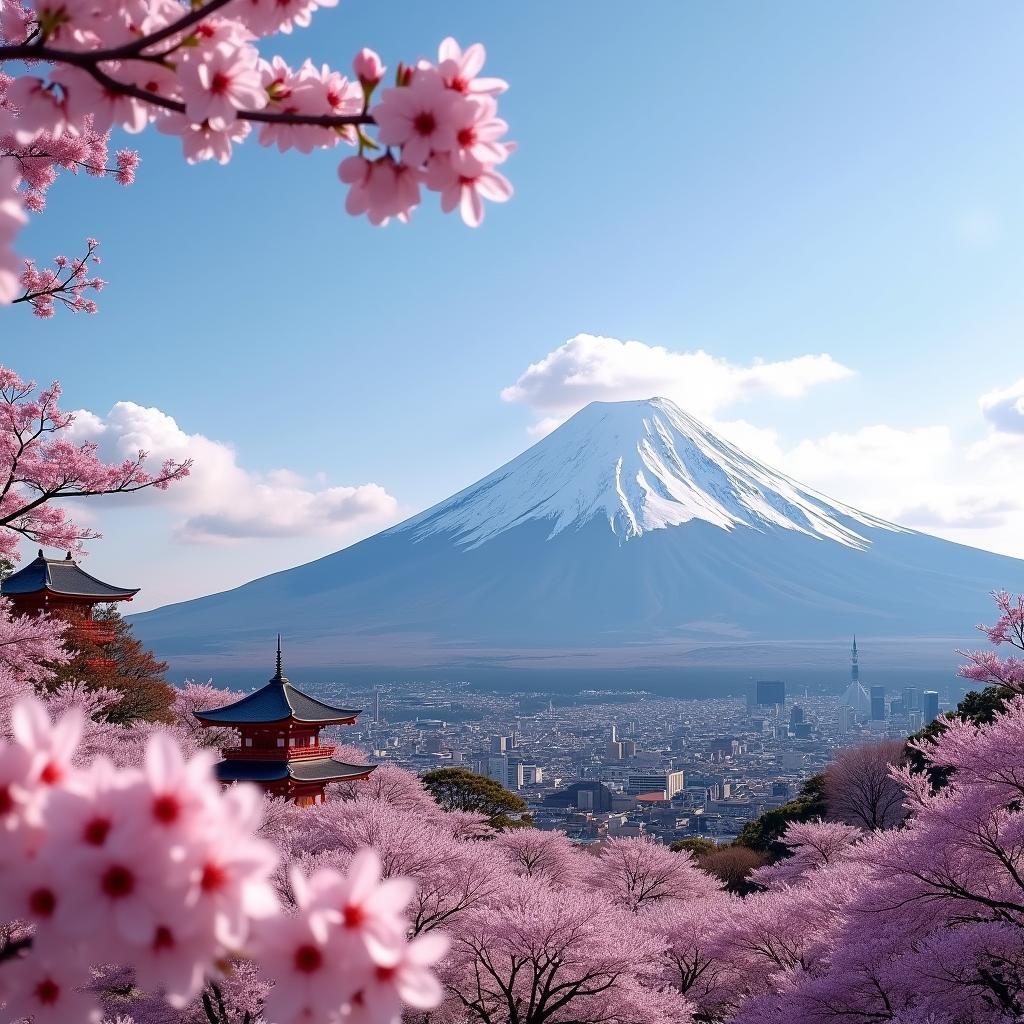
left=69, top=402, right=400, bottom=543
left=501, top=333, right=854, bottom=434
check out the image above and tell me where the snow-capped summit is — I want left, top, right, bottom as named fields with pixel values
left=396, top=398, right=896, bottom=550
left=131, top=398, right=1024, bottom=679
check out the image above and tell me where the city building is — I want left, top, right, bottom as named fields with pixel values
left=193, top=640, right=372, bottom=805
left=923, top=690, right=940, bottom=723
left=626, top=770, right=686, bottom=798
left=755, top=680, right=786, bottom=706
left=870, top=686, right=886, bottom=721
left=543, top=781, right=613, bottom=811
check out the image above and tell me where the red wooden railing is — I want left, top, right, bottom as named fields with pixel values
left=221, top=744, right=338, bottom=762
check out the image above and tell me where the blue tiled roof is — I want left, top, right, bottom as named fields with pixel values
left=2, top=551, right=138, bottom=600
left=194, top=676, right=361, bottom=725
left=215, top=758, right=374, bottom=783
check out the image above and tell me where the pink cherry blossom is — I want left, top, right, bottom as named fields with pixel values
left=373, top=72, right=460, bottom=166
left=1, top=76, right=71, bottom=144
left=11, top=695, right=83, bottom=791
left=349, top=931, right=449, bottom=1024
left=448, top=94, right=511, bottom=174
left=1, top=951, right=100, bottom=1024
left=178, top=42, right=266, bottom=129
left=338, top=154, right=422, bottom=226
left=305, top=847, right=414, bottom=964
left=52, top=64, right=150, bottom=134
left=436, top=37, right=508, bottom=95
left=158, top=112, right=252, bottom=164
left=424, top=152, right=512, bottom=227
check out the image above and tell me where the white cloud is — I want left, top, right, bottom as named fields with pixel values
left=979, top=378, right=1024, bottom=435
left=501, top=334, right=854, bottom=430
left=69, top=402, right=400, bottom=543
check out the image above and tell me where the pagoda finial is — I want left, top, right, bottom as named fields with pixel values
left=272, top=634, right=288, bottom=684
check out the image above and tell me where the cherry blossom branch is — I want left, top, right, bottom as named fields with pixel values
left=11, top=236, right=104, bottom=316
left=0, top=41, right=375, bottom=128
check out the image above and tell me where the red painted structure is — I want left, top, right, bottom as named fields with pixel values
left=194, top=640, right=373, bottom=806
left=1, top=549, right=138, bottom=669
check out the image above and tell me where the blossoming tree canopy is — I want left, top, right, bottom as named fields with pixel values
left=0, top=366, right=190, bottom=559
left=0, top=0, right=515, bottom=312
left=0, top=696, right=447, bottom=1024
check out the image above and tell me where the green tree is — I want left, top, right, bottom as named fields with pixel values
left=735, top=774, right=827, bottom=860
left=669, top=837, right=717, bottom=856
left=421, top=767, right=533, bottom=830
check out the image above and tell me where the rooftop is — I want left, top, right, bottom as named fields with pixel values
left=194, top=639, right=362, bottom=725
left=214, top=758, right=374, bottom=783
left=2, top=550, right=139, bottom=601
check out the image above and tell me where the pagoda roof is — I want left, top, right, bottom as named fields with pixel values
left=214, top=758, right=374, bottom=784
left=2, top=550, right=138, bottom=601
left=194, top=640, right=361, bottom=725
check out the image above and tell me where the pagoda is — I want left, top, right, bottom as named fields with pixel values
left=1, top=549, right=138, bottom=665
left=194, top=640, right=373, bottom=806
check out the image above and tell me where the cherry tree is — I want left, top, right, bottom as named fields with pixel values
left=588, top=836, right=723, bottom=913
left=0, top=0, right=514, bottom=314
left=823, top=739, right=907, bottom=831
left=748, top=820, right=863, bottom=890
left=491, top=827, right=585, bottom=885
left=439, top=877, right=692, bottom=1024
left=959, top=589, right=1024, bottom=692
left=0, top=366, right=190, bottom=558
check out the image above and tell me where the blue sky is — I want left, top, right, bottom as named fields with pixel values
left=10, top=1, right=1024, bottom=609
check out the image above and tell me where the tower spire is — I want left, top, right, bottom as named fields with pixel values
left=851, top=634, right=859, bottom=683
left=273, top=634, right=287, bottom=683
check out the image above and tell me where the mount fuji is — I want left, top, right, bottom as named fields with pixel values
left=131, top=398, right=1023, bottom=683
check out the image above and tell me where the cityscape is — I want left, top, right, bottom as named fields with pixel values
left=332, top=638, right=951, bottom=846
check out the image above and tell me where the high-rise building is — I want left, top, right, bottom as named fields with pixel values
left=486, top=755, right=523, bottom=790
left=620, top=739, right=637, bottom=758
left=870, top=686, right=886, bottom=721
left=851, top=635, right=860, bottom=684
left=790, top=705, right=804, bottom=726
left=902, top=686, right=920, bottom=712
left=605, top=740, right=624, bottom=762
left=490, top=735, right=508, bottom=754
left=907, top=710, right=923, bottom=732
left=756, top=680, right=786, bottom=706
left=838, top=705, right=855, bottom=734
left=610, top=724, right=618, bottom=742
left=923, top=690, right=940, bottom=723
left=522, top=764, right=543, bottom=785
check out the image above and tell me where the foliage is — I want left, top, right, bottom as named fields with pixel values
left=735, top=774, right=827, bottom=859
left=48, top=604, right=176, bottom=724
left=421, top=766, right=532, bottom=830
left=671, top=836, right=718, bottom=856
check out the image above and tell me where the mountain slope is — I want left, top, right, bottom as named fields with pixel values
left=130, top=399, right=1024, bottom=677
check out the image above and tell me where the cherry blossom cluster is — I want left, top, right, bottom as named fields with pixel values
left=0, top=696, right=446, bottom=1024
left=959, top=590, right=1024, bottom=692
left=17, top=235, right=105, bottom=316
left=0, top=366, right=190, bottom=559
left=1, top=70, right=138, bottom=310
left=0, top=0, right=514, bottom=308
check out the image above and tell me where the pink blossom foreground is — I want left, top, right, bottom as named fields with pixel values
left=0, top=695, right=446, bottom=1024
left=0, top=0, right=514, bottom=315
